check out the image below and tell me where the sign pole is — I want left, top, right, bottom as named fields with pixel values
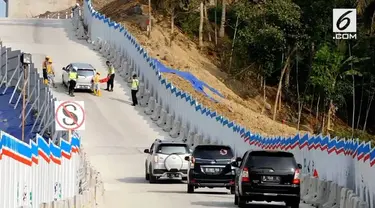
left=68, top=129, right=72, bottom=143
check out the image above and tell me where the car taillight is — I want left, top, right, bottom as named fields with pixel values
left=153, top=155, right=158, bottom=163
left=241, top=167, right=250, bottom=182
left=293, top=169, right=300, bottom=184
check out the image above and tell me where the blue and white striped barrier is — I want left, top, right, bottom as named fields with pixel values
left=82, top=0, right=375, bottom=207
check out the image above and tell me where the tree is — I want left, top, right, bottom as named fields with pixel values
left=199, top=0, right=204, bottom=48
left=219, top=0, right=226, bottom=38
left=164, top=0, right=181, bottom=46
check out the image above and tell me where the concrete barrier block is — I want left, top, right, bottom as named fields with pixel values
left=163, top=113, right=174, bottom=132
left=99, top=42, right=108, bottom=54
left=150, top=103, right=162, bottom=121
left=300, top=175, right=310, bottom=198
left=352, top=197, right=361, bottom=208
left=185, top=130, right=196, bottom=146
left=339, top=188, right=350, bottom=208
left=302, top=177, right=318, bottom=203
left=359, top=201, right=368, bottom=208
left=66, top=197, right=74, bottom=208
left=169, top=120, right=181, bottom=138
left=156, top=108, right=168, bottom=127
left=322, top=182, right=339, bottom=208
left=176, top=125, right=188, bottom=142
left=193, top=133, right=203, bottom=146
left=308, top=180, right=328, bottom=206
left=39, top=203, right=51, bottom=208
left=144, top=97, right=156, bottom=114
left=136, top=83, right=146, bottom=99
left=140, top=91, right=151, bottom=107
left=346, top=193, right=357, bottom=208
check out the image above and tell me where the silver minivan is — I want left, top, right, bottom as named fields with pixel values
left=62, top=62, right=96, bottom=90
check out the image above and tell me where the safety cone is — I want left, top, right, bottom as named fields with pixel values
left=313, top=169, right=319, bottom=178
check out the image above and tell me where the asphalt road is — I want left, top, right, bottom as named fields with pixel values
left=0, top=18, right=315, bottom=208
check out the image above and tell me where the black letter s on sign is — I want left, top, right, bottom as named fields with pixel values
left=62, top=104, right=78, bottom=126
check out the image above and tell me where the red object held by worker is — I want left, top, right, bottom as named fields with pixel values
left=99, top=77, right=109, bottom=83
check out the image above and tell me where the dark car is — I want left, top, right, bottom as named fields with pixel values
left=185, top=145, right=236, bottom=194
left=232, top=150, right=302, bottom=208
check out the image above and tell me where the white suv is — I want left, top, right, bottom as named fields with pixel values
left=144, top=139, right=191, bottom=183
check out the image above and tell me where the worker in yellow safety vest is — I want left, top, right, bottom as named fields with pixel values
left=68, top=69, right=78, bottom=97
left=131, top=74, right=139, bottom=106
left=46, top=59, right=56, bottom=88
left=42, top=56, right=49, bottom=84
left=92, top=72, right=101, bottom=96
left=105, top=61, right=115, bottom=92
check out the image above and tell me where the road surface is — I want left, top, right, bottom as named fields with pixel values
left=0, top=18, right=315, bottom=208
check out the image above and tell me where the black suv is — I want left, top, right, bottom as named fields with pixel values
left=185, top=145, right=236, bottom=194
left=232, top=150, right=302, bottom=208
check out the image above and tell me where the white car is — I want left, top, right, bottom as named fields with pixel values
left=62, top=62, right=96, bottom=90
left=144, top=139, right=191, bottom=183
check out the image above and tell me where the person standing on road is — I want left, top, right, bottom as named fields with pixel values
left=92, top=72, right=101, bottom=96
left=105, top=61, right=115, bottom=92
left=68, top=69, right=78, bottom=97
left=131, top=74, right=139, bottom=106
left=42, top=56, right=49, bottom=85
left=46, top=59, right=56, bottom=88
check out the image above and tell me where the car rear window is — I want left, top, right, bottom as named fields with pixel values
left=78, top=69, right=95, bottom=77
left=156, top=144, right=189, bottom=154
left=193, top=146, right=234, bottom=159
left=246, top=152, right=297, bottom=170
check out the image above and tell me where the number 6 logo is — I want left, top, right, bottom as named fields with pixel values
left=333, top=9, right=357, bottom=33
left=336, top=11, right=352, bottom=31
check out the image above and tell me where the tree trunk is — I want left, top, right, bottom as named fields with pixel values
left=199, top=1, right=204, bottom=49
left=356, top=77, right=364, bottom=129
left=363, top=91, right=374, bottom=131
left=296, top=54, right=302, bottom=130
left=327, top=99, right=333, bottom=132
left=284, top=66, right=291, bottom=89
left=219, top=0, right=226, bottom=38
left=169, top=11, right=175, bottom=47
left=214, top=0, right=218, bottom=45
left=272, top=47, right=295, bottom=121
left=278, top=89, right=282, bottom=111
left=261, top=77, right=266, bottom=114
left=148, top=0, right=152, bottom=38
left=203, top=2, right=212, bottom=42
left=228, top=15, right=239, bottom=72
left=351, top=75, right=355, bottom=138
left=315, top=95, right=320, bottom=120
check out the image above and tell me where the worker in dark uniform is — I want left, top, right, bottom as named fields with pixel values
left=131, top=74, right=139, bottom=106
left=105, top=61, right=115, bottom=91
left=68, top=69, right=78, bottom=97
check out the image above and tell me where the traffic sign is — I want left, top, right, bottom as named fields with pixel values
left=55, top=101, right=85, bottom=131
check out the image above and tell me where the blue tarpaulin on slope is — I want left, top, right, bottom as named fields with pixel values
left=152, top=58, right=224, bottom=102
left=0, top=87, right=39, bottom=143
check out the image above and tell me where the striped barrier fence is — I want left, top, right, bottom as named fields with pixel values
left=81, top=0, right=375, bottom=207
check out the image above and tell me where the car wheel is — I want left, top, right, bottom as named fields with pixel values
left=149, top=166, right=157, bottom=183
left=145, top=166, right=149, bottom=180
left=234, top=194, right=238, bottom=205
left=238, top=196, right=246, bottom=208
left=230, top=186, right=235, bottom=194
left=286, top=201, right=300, bottom=208
left=187, top=184, right=194, bottom=193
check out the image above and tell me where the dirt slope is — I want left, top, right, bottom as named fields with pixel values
left=91, top=0, right=306, bottom=137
